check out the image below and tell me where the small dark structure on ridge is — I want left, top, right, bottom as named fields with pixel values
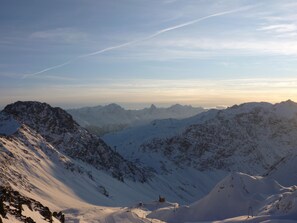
left=158, top=195, right=165, bottom=203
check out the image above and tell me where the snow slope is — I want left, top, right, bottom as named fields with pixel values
left=148, top=172, right=297, bottom=223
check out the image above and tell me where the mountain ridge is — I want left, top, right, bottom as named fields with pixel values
left=67, top=103, right=206, bottom=135
left=2, top=101, right=149, bottom=183
left=105, top=100, right=297, bottom=182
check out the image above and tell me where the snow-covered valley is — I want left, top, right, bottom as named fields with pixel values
left=1, top=100, right=297, bottom=222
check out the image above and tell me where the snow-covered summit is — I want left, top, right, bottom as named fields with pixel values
left=2, top=101, right=149, bottom=182
left=4, top=101, right=79, bottom=134
left=273, top=99, right=297, bottom=119
left=225, top=100, right=297, bottom=118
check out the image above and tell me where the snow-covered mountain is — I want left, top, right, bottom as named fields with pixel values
left=102, top=100, right=297, bottom=222
left=0, top=101, right=161, bottom=222
left=0, top=101, right=221, bottom=222
left=67, top=103, right=205, bottom=135
left=105, top=100, right=297, bottom=181
left=3, top=101, right=148, bottom=182
left=2, top=100, right=297, bottom=222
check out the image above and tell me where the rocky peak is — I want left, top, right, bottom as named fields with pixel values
left=147, top=104, right=157, bottom=114
left=4, top=101, right=78, bottom=134
left=104, top=103, right=124, bottom=113
left=149, top=104, right=157, bottom=110
left=2, top=101, right=149, bottom=182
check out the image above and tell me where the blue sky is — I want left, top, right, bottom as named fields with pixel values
left=1, top=0, right=297, bottom=108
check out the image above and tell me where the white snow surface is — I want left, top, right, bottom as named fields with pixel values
left=22, top=205, right=60, bottom=223
left=148, top=172, right=297, bottom=223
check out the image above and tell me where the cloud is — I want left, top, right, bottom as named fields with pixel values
left=259, top=24, right=297, bottom=33
left=23, top=5, right=253, bottom=78
left=162, top=0, right=178, bottom=4
left=143, top=37, right=297, bottom=57
left=3, top=77, right=297, bottom=108
left=30, top=28, right=88, bottom=43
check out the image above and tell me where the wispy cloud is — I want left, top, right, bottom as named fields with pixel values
left=3, top=77, right=297, bottom=108
left=30, top=28, right=88, bottom=43
left=143, top=37, right=297, bottom=57
left=32, top=75, right=78, bottom=81
left=257, top=2, right=297, bottom=36
left=259, top=24, right=297, bottom=33
left=23, top=5, right=253, bottom=78
left=162, top=0, right=178, bottom=4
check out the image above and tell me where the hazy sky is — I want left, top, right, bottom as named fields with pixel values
left=1, top=0, right=297, bottom=108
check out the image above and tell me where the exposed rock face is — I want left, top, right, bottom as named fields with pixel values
left=3, top=101, right=149, bottom=182
left=0, top=185, right=64, bottom=223
left=141, top=101, right=297, bottom=174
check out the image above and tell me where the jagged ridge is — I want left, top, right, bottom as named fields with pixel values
left=3, top=101, right=149, bottom=182
left=67, top=103, right=205, bottom=135
left=140, top=100, right=297, bottom=174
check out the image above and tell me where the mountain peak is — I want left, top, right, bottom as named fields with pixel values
left=104, top=103, right=124, bottom=112
left=149, top=104, right=157, bottom=110
left=169, top=104, right=183, bottom=109
left=4, top=101, right=78, bottom=133
left=276, top=99, right=296, bottom=106
left=229, top=101, right=272, bottom=111
left=273, top=99, right=297, bottom=118
left=2, top=101, right=149, bottom=182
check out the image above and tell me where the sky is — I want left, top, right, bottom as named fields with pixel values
left=1, top=0, right=297, bottom=109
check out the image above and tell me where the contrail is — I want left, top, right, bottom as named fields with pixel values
left=144, top=7, right=250, bottom=40
left=78, top=40, right=138, bottom=58
left=24, top=5, right=253, bottom=78
left=22, top=41, right=137, bottom=78
left=24, top=61, right=72, bottom=77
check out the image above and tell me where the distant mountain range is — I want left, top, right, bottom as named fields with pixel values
left=2, top=100, right=297, bottom=222
left=105, top=100, right=297, bottom=182
left=67, top=103, right=206, bottom=135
